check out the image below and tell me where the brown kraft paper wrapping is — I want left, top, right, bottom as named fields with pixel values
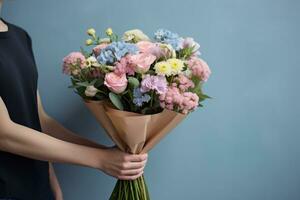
left=84, top=100, right=186, bottom=154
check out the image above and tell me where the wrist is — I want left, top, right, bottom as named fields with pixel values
left=86, top=147, right=106, bottom=170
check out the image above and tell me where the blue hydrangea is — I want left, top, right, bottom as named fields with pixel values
left=133, top=88, right=151, bottom=107
left=154, top=28, right=183, bottom=50
left=97, top=41, right=138, bottom=65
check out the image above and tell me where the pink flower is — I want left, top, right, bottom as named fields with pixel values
left=137, top=41, right=156, bottom=52
left=114, top=55, right=135, bottom=76
left=62, top=52, right=86, bottom=75
left=182, top=37, right=200, bottom=55
left=140, top=74, right=168, bottom=94
left=159, top=86, right=199, bottom=114
left=129, top=53, right=156, bottom=73
left=137, top=41, right=165, bottom=58
left=174, top=74, right=195, bottom=91
left=104, top=72, right=128, bottom=94
left=93, top=43, right=109, bottom=57
left=181, top=92, right=199, bottom=114
left=186, top=57, right=211, bottom=82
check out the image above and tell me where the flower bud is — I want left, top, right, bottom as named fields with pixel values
left=85, top=85, right=98, bottom=97
left=85, top=39, right=93, bottom=46
left=106, top=28, right=113, bottom=36
left=87, top=28, right=96, bottom=37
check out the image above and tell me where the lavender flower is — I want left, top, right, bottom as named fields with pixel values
left=140, top=74, right=168, bottom=95
left=133, top=88, right=151, bottom=107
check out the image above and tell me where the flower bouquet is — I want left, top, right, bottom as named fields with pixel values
left=62, top=27, right=211, bottom=200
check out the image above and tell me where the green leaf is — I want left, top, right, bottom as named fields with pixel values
left=76, top=82, right=90, bottom=87
left=90, top=79, right=97, bottom=85
left=128, top=77, right=140, bottom=88
left=109, top=92, right=124, bottom=110
left=68, top=84, right=81, bottom=89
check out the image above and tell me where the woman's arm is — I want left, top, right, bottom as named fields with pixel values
left=37, top=91, right=105, bottom=149
left=0, top=97, right=147, bottom=180
left=49, top=162, right=63, bottom=200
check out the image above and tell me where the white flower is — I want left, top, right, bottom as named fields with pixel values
left=86, top=56, right=101, bottom=67
left=183, top=68, right=193, bottom=78
left=99, top=38, right=111, bottom=43
left=183, top=37, right=200, bottom=54
left=159, top=43, right=176, bottom=58
left=85, top=85, right=98, bottom=97
left=122, top=29, right=150, bottom=43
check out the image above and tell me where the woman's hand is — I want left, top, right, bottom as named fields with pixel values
left=98, top=147, right=148, bottom=180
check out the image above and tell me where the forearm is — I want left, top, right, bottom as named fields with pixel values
left=40, top=115, right=106, bottom=149
left=49, top=163, right=63, bottom=200
left=0, top=121, right=101, bottom=169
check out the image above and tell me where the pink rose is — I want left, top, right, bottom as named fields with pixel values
left=104, top=72, right=128, bottom=94
left=129, top=53, right=156, bottom=73
left=93, top=43, right=109, bottom=57
left=137, top=41, right=165, bottom=58
left=137, top=41, right=156, bottom=53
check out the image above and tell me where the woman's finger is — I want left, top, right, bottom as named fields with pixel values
left=118, top=171, right=144, bottom=181
left=122, top=160, right=147, bottom=170
left=120, top=168, right=143, bottom=176
left=125, top=153, right=148, bottom=162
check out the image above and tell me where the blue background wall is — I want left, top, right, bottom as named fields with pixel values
left=2, top=0, right=300, bottom=199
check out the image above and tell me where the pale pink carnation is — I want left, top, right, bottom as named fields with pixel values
left=174, top=74, right=195, bottom=91
left=186, top=57, right=211, bottom=82
left=159, top=86, right=199, bottom=114
left=62, top=52, right=86, bottom=75
left=114, top=55, right=135, bottom=76
left=93, top=43, right=109, bottom=57
left=181, top=92, right=199, bottom=114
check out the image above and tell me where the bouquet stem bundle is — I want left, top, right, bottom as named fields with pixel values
left=109, top=175, right=150, bottom=200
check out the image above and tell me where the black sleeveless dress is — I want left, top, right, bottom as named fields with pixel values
left=0, top=19, right=54, bottom=200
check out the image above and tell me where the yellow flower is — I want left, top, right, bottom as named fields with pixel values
left=87, top=28, right=96, bottom=37
left=106, top=28, right=113, bottom=36
left=167, top=58, right=184, bottom=75
left=85, top=39, right=93, bottom=46
left=154, top=61, right=172, bottom=76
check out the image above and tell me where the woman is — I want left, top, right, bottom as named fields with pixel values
left=0, top=1, right=148, bottom=199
